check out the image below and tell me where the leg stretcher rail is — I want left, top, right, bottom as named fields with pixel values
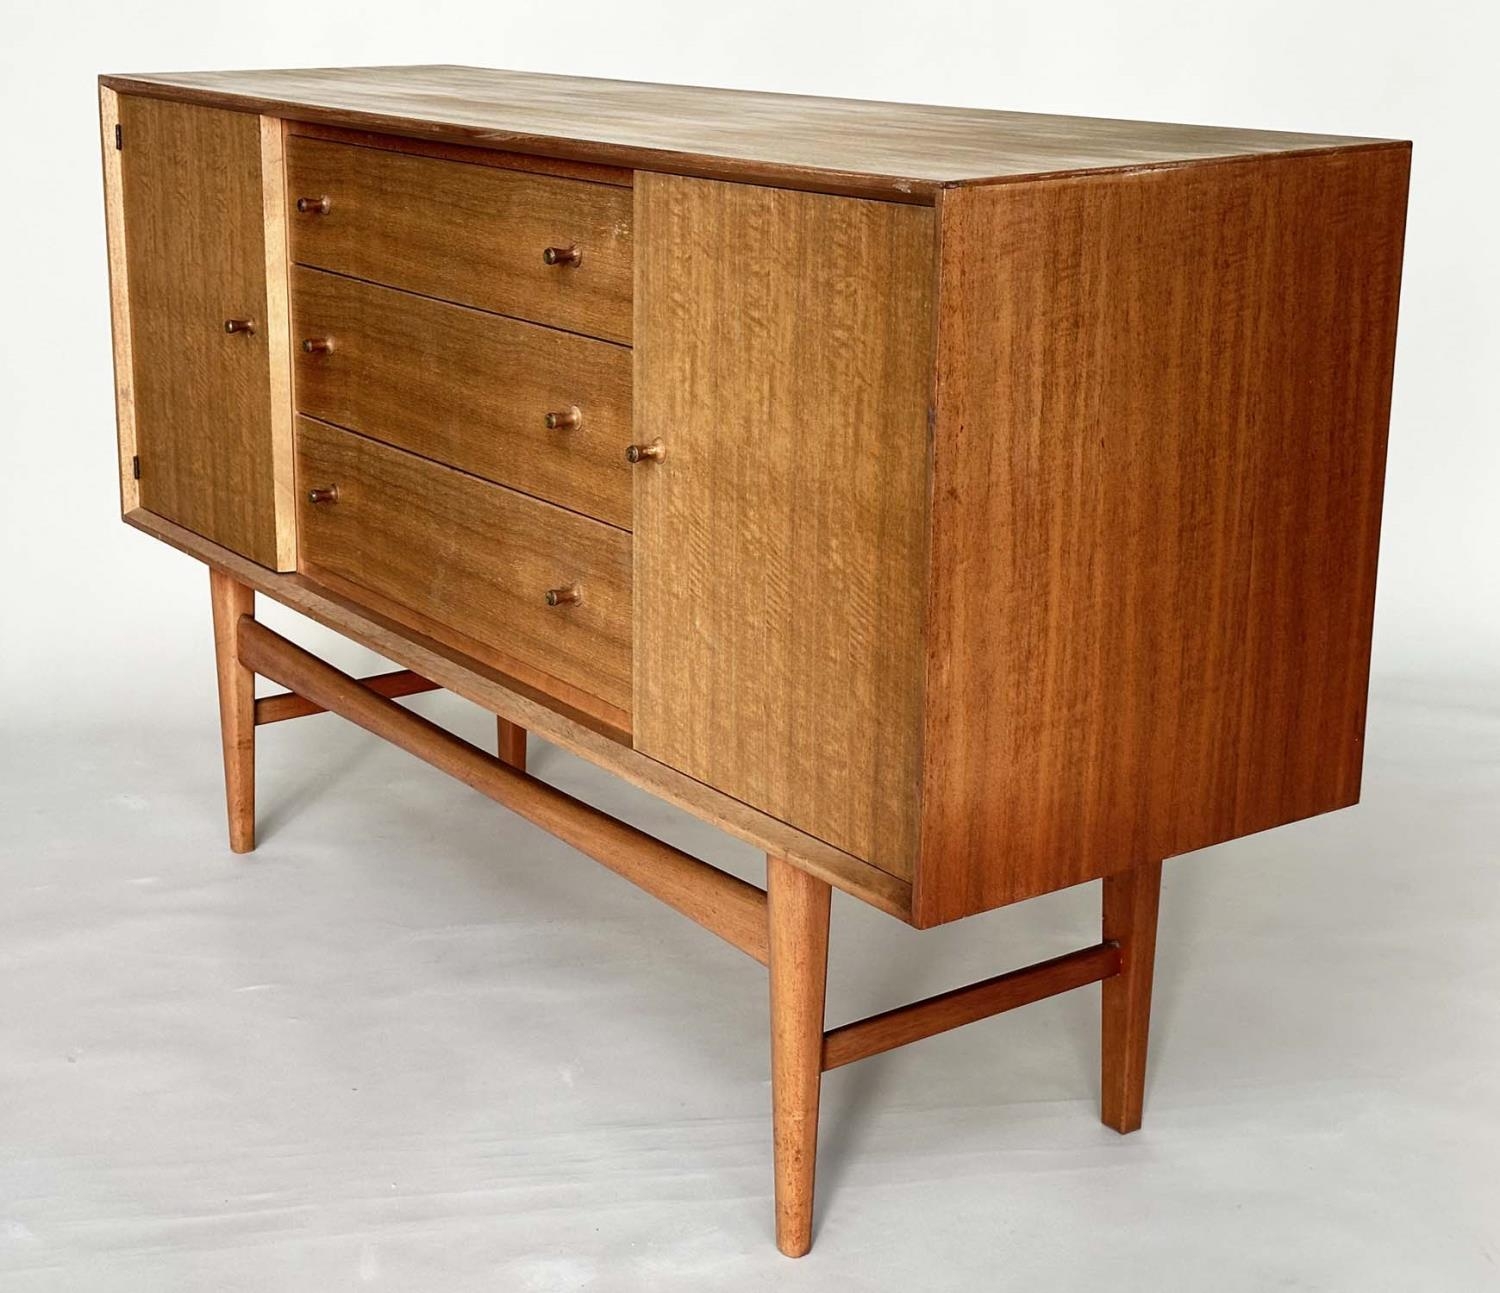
left=213, top=585, right=1159, bottom=1260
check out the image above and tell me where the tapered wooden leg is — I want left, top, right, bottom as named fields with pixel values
left=209, top=569, right=256, bottom=854
left=1101, top=858, right=1163, bottom=1133
left=496, top=716, right=527, bottom=771
left=767, top=855, right=831, bottom=1258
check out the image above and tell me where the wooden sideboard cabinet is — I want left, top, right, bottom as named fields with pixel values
left=98, top=66, right=1410, bottom=1256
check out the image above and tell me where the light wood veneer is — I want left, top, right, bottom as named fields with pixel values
left=286, top=134, right=633, bottom=342
left=634, top=174, right=933, bottom=877
left=116, top=96, right=295, bottom=569
left=291, top=266, right=633, bottom=527
left=296, top=417, right=633, bottom=715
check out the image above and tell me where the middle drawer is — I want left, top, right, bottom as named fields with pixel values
left=291, top=267, right=633, bottom=529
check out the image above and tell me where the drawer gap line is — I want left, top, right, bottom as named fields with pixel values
left=289, top=263, right=634, bottom=350
left=294, top=413, right=635, bottom=536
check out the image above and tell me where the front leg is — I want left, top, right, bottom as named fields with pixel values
left=1101, top=859, right=1163, bottom=1133
left=208, top=568, right=256, bottom=853
left=767, top=855, right=831, bottom=1257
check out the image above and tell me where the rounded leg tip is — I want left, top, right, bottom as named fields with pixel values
left=776, top=1233, right=812, bottom=1259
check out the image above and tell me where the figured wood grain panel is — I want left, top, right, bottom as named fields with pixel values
left=634, top=176, right=933, bottom=880
left=917, top=144, right=1411, bottom=925
left=291, top=267, right=632, bottom=527
left=118, top=95, right=295, bottom=569
left=103, top=67, right=1390, bottom=202
left=285, top=136, right=633, bottom=342
left=296, top=418, right=633, bottom=713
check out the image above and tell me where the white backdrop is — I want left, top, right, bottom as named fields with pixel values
left=0, top=0, right=1497, bottom=719
left=2, top=4, right=1498, bottom=1290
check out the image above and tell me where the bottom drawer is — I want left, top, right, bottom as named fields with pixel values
left=295, top=417, right=632, bottom=714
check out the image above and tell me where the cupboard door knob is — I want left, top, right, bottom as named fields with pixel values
left=301, top=337, right=335, bottom=354
left=545, top=585, right=582, bottom=607
left=307, top=486, right=339, bottom=504
left=542, top=244, right=582, bottom=267
left=544, top=406, right=582, bottom=431
left=626, top=440, right=665, bottom=464
left=223, top=318, right=255, bottom=335
left=296, top=195, right=331, bottom=214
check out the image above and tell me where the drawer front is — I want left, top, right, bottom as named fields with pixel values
left=286, top=136, right=632, bottom=343
left=292, top=267, right=633, bottom=528
left=296, top=417, right=632, bottom=713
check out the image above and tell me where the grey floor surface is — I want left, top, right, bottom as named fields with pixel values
left=2, top=673, right=1497, bottom=1291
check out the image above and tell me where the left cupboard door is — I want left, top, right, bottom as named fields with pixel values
left=104, top=90, right=296, bottom=570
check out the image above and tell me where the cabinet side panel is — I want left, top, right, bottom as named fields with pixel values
left=633, top=175, right=933, bottom=880
left=918, top=146, right=1410, bottom=924
left=119, top=95, right=291, bottom=569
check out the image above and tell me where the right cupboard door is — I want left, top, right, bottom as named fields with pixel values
left=631, top=175, right=933, bottom=880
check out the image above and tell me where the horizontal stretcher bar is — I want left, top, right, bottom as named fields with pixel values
left=236, top=616, right=771, bottom=964
left=254, top=668, right=439, bottom=724
left=822, top=941, right=1122, bottom=1070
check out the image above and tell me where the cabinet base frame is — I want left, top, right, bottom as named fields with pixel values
left=205, top=567, right=1162, bottom=1257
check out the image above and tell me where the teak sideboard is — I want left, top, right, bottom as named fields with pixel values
left=97, top=65, right=1409, bottom=1256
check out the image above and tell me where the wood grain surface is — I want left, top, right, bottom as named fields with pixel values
left=291, top=267, right=633, bottom=527
left=915, top=144, right=1411, bottom=924
left=288, top=119, right=633, bottom=188
left=308, top=562, right=632, bottom=740
left=125, top=508, right=913, bottom=919
left=209, top=568, right=256, bottom=852
left=101, top=66, right=1390, bottom=203
left=286, top=134, right=633, bottom=342
left=496, top=717, right=528, bottom=771
left=99, top=86, right=139, bottom=514
left=633, top=175, right=933, bottom=880
left=118, top=95, right=295, bottom=569
left=296, top=418, right=633, bottom=714
left=1101, top=860, right=1163, bottom=1134
left=767, top=856, right=831, bottom=1258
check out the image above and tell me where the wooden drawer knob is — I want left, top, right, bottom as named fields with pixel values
left=542, top=244, right=582, bottom=268
left=301, top=337, right=335, bottom=354
left=545, top=584, right=582, bottom=607
left=223, top=318, right=256, bottom=335
left=544, top=406, right=582, bottom=431
left=626, top=440, right=665, bottom=464
left=307, top=485, right=339, bottom=504
left=296, top=195, right=331, bottom=215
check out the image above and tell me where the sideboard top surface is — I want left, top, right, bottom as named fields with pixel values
left=100, top=65, right=1396, bottom=201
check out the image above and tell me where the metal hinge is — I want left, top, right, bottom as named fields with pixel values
left=131, top=454, right=140, bottom=480
left=115, top=123, right=122, bottom=150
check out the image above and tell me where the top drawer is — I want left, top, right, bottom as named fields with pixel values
left=285, top=137, right=633, bottom=343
